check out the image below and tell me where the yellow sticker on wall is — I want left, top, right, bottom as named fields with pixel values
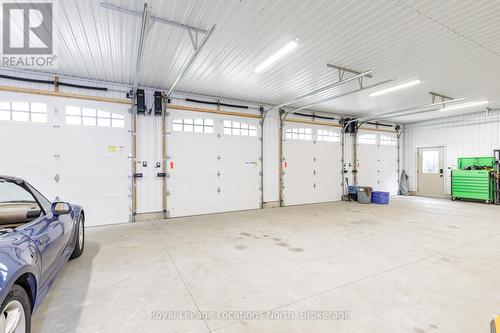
left=107, top=145, right=123, bottom=153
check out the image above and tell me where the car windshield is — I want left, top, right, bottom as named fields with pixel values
left=0, top=180, right=41, bottom=230
left=0, top=180, right=36, bottom=203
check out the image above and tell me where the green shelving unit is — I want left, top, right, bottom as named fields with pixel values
left=494, top=150, right=500, bottom=205
left=451, top=157, right=494, bottom=203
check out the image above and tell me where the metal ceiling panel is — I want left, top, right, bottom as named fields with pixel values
left=12, top=0, right=500, bottom=122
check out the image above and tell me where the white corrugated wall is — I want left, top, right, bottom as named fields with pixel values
left=262, top=108, right=280, bottom=203
left=403, top=110, right=500, bottom=195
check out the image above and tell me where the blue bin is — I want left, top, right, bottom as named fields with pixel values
left=348, top=186, right=358, bottom=194
left=371, top=191, right=390, bottom=204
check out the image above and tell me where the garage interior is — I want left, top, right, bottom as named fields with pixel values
left=0, top=0, right=499, bottom=332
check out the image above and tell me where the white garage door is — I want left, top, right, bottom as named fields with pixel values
left=0, top=94, right=131, bottom=226
left=166, top=110, right=261, bottom=217
left=356, top=130, right=398, bottom=194
left=282, top=123, right=342, bottom=206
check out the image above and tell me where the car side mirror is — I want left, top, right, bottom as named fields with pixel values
left=51, top=202, right=72, bottom=216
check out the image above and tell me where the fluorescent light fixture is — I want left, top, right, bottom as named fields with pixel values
left=255, top=40, right=298, bottom=73
left=440, top=100, right=489, bottom=111
left=369, top=79, right=421, bottom=97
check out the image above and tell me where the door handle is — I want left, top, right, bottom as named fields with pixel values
left=38, top=236, right=50, bottom=246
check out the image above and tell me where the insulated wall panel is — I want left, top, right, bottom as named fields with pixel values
left=404, top=111, right=500, bottom=195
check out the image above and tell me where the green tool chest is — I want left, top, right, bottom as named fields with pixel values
left=451, top=157, right=494, bottom=203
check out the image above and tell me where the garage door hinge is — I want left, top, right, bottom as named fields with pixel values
left=166, top=190, right=171, bottom=197
left=313, top=170, right=316, bottom=175
left=54, top=174, right=60, bottom=183
left=217, top=171, right=221, bottom=177
left=217, top=187, right=221, bottom=194
left=313, top=183, right=316, bottom=188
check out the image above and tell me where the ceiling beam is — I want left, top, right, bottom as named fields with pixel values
left=132, top=2, right=150, bottom=92
left=345, top=98, right=467, bottom=127
left=291, top=79, right=394, bottom=113
left=327, top=63, right=373, bottom=79
left=271, top=70, right=372, bottom=112
left=100, top=2, right=208, bottom=34
left=165, top=25, right=217, bottom=100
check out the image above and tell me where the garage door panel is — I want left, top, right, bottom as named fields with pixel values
left=170, top=158, right=218, bottom=176
left=379, top=145, right=398, bottom=194
left=357, top=130, right=398, bottom=195
left=0, top=123, right=58, bottom=198
left=167, top=111, right=261, bottom=217
left=0, top=100, right=131, bottom=227
left=55, top=111, right=131, bottom=226
left=283, top=124, right=342, bottom=206
left=285, top=159, right=313, bottom=172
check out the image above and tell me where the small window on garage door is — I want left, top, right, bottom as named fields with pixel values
left=65, top=106, right=125, bottom=128
left=317, top=129, right=340, bottom=142
left=0, top=102, right=48, bottom=123
left=172, top=118, right=214, bottom=133
left=285, top=128, right=312, bottom=140
left=223, top=120, right=257, bottom=136
left=380, top=135, right=397, bottom=146
left=358, top=133, right=377, bottom=144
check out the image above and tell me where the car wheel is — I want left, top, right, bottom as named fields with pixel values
left=70, top=214, right=85, bottom=259
left=0, top=284, right=31, bottom=333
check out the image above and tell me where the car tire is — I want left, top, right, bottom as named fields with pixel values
left=0, top=284, right=31, bottom=333
left=70, top=214, right=85, bottom=259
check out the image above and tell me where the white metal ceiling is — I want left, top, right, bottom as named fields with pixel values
left=25, top=0, right=500, bottom=122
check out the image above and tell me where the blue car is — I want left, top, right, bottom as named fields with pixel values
left=0, top=176, right=85, bottom=333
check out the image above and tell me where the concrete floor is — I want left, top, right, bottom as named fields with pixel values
left=32, top=196, right=500, bottom=333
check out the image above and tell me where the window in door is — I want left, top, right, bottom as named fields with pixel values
left=422, top=150, right=439, bottom=173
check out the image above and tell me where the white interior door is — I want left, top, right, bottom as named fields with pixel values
left=417, top=147, right=445, bottom=197
left=283, top=123, right=342, bottom=206
left=166, top=110, right=260, bottom=217
left=0, top=93, right=132, bottom=226
left=356, top=130, right=398, bottom=194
